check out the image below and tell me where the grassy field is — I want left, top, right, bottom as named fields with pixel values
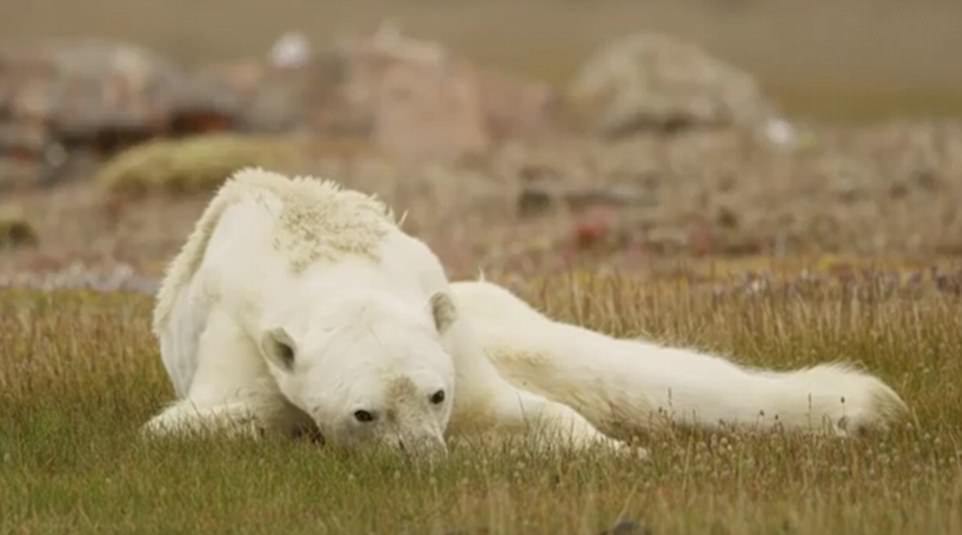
left=1, top=270, right=960, bottom=534
left=3, top=2, right=962, bottom=532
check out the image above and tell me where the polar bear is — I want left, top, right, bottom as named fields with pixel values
left=144, top=167, right=615, bottom=453
left=145, top=167, right=907, bottom=455
left=449, top=280, right=908, bottom=439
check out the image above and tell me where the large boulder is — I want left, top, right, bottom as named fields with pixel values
left=341, top=26, right=488, bottom=162
left=339, top=24, right=556, bottom=162
left=196, top=48, right=352, bottom=135
left=567, top=33, right=777, bottom=138
left=0, top=39, right=239, bottom=187
left=0, top=39, right=238, bottom=144
left=0, top=29, right=560, bottom=187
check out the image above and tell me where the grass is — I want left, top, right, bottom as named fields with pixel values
left=1, top=269, right=961, bottom=534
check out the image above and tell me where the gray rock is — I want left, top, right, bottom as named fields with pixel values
left=567, top=33, right=774, bottom=138
left=0, top=39, right=253, bottom=186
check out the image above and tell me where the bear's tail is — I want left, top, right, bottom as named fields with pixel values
left=450, top=281, right=908, bottom=437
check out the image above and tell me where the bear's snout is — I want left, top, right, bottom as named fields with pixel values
left=394, top=432, right=447, bottom=458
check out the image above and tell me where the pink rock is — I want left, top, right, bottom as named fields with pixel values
left=343, top=25, right=488, bottom=162
left=341, top=23, right=556, bottom=162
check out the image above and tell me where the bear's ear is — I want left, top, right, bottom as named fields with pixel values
left=430, top=291, right=458, bottom=334
left=259, top=327, right=297, bottom=371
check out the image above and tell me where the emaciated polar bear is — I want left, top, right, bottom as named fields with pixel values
left=144, top=168, right=907, bottom=452
left=144, top=168, right=616, bottom=453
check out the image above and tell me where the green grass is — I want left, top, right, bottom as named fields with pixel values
left=1, top=270, right=961, bottom=534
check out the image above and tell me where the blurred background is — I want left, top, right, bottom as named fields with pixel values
left=2, top=0, right=961, bottom=291
left=5, top=0, right=962, bottom=121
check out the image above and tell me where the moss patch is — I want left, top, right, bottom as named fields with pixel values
left=94, top=134, right=315, bottom=195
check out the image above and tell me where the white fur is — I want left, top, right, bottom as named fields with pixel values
left=145, top=168, right=616, bottom=453
left=146, top=167, right=906, bottom=456
left=449, top=281, right=908, bottom=439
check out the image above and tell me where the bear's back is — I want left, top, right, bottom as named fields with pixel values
left=153, top=168, right=398, bottom=334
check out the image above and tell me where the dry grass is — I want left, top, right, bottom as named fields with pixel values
left=1, top=269, right=960, bottom=534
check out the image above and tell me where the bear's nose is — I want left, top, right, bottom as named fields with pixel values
left=396, top=434, right=447, bottom=458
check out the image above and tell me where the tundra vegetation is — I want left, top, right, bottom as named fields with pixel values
left=2, top=270, right=960, bottom=534
left=2, top=4, right=962, bottom=533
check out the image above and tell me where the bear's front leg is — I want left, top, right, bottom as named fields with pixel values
left=142, top=400, right=262, bottom=438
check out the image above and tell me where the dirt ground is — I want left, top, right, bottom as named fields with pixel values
left=3, top=120, right=962, bottom=294
left=2, top=1, right=962, bottom=290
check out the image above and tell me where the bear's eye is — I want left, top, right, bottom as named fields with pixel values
left=353, top=410, right=376, bottom=423
left=275, top=342, right=294, bottom=368
left=429, top=389, right=445, bottom=405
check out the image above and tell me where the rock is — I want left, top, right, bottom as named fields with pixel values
left=200, top=51, right=352, bottom=135
left=339, top=23, right=490, bottom=162
left=339, top=23, right=556, bottom=162
left=1, top=30, right=560, bottom=182
left=477, top=67, right=557, bottom=142
left=0, top=39, right=270, bottom=164
left=0, top=39, right=246, bottom=186
left=194, top=24, right=555, bottom=163
left=43, top=40, right=183, bottom=144
left=519, top=180, right=654, bottom=217
left=167, top=71, right=244, bottom=135
left=0, top=205, right=37, bottom=248
left=567, top=32, right=775, bottom=138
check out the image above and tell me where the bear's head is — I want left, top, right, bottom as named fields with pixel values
left=257, top=290, right=458, bottom=455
